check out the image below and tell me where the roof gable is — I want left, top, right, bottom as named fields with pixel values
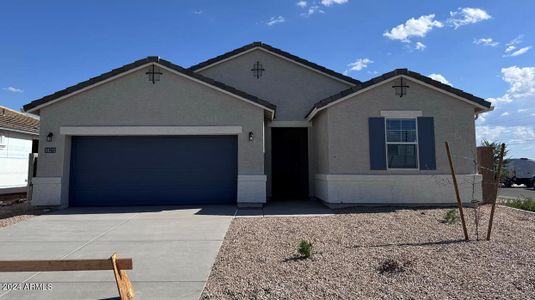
left=23, top=57, right=276, bottom=119
left=306, top=69, right=493, bottom=120
left=189, top=42, right=360, bottom=86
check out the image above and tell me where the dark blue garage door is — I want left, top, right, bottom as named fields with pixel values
left=69, top=136, right=237, bottom=206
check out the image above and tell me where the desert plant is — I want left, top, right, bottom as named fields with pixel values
left=505, top=197, right=535, bottom=212
left=443, top=209, right=459, bottom=224
left=377, top=259, right=409, bottom=274
left=298, top=240, right=313, bottom=258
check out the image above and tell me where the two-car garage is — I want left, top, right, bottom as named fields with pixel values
left=24, top=58, right=274, bottom=207
left=69, top=135, right=238, bottom=206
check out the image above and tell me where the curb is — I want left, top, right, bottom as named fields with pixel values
left=498, top=204, right=535, bottom=216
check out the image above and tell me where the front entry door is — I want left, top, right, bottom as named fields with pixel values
left=271, top=128, right=309, bottom=200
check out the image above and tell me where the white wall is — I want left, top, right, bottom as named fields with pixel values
left=315, top=174, right=482, bottom=205
left=0, top=130, right=35, bottom=189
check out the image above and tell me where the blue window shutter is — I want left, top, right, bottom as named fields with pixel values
left=369, top=117, right=386, bottom=170
left=417, top=117, right=436, bottom=170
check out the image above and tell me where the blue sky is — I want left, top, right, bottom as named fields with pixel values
left=1, top=1, right=534, bottom=157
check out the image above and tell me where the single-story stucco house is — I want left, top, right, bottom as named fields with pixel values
left=23, top=42, right=492, bottom=207
left=0, top=106, right=39, bottom=194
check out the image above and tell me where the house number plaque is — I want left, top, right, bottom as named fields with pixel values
left=44, top=147, right=56, bottom=153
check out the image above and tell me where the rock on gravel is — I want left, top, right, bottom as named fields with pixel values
left=201, top=205, right=535, bottom=299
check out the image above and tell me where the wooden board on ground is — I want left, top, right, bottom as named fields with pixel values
left=0, top=253, right=135, bottom=300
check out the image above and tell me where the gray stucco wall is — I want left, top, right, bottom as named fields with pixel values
left=36, top=66, right=266, bottom=204
left=197, top=49, right=353, bottom=121
left=318, top=77, right=478, bottom=175
left=310, top=111, right=330, bottom=174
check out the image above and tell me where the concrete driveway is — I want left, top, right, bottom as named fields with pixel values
left=0, top=205, right=236, bottom=300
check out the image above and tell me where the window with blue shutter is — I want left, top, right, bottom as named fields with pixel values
left=417, top=117, right=436, bottom=170
left=369, top=117, right=387, bottom=170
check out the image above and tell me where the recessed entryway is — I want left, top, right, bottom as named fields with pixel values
left=271, top=128, right=309, bottom=200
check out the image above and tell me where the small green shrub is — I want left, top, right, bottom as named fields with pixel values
left=505, top=197, right=535, bottom=212
left=443, top=209, right=459, bottom=224
left=298, top=240, right=313, bottom=259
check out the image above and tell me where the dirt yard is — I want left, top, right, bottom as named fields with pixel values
left=0, top=193, right=45, bottom=228
left=202, top=205, right=535, bottom=299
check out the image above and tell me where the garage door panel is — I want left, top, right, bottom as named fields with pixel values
left=69, top=136, right=237, bottom=206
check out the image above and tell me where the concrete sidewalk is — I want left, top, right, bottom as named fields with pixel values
left=0, top=206, right=236, bottom=300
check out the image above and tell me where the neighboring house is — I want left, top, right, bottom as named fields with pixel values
left=0, top=106, right=39, bottom=194
left=23, top=42, right=492, bottom=207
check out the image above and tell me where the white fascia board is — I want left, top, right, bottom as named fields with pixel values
left=60, top=126, right=243, bottom=136
left=193, top=47, right=357, bottom=86
left=0, top=127, right=39, bottom=136
left=307, top=75, right=490, bottom=121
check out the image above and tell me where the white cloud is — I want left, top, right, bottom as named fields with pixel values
left=383, top=14, right=443, bottom=43
left=474, top=38, right=499, bottom=47
left=298, top=0, right=343, bottom=16
left=193, top=10, right=203, bottom=15
left=448, top=7, right=491, bottom=29
left=478, top=65, right=535, bottom=157
left=428, top=73, right=452, bottom=86
left=3, top=86, right=23, bottom=93
left=345, top=58, right=373, bottom=73
left=300, top=3, right=325, bottom=16
left=510, top=46, right=531, bottom=57
left=321, top=0, right=348, bottom=6
left=266, top=16, right=285, bottom=26
left=487, top=66, right=535, bottom=103
left=507, top=35, right=524, bottom=47
left=505, top=45, right=516, bottom=53
left=503, top=35, right=531, bottom=57
left=477, top=125, right=535, bottom=146
left=501, top=66, right=535, bottom=99
left=415, top=42, right=426, bottom=51
left=297, top=1, right=307, bottom=8
left=476, top=125, right=509, bottom=142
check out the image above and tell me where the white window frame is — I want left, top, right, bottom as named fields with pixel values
left=384, top=117, right=419, bottom=170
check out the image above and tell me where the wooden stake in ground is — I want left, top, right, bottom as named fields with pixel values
left=445, top=142, right=469, bottom=241
left=111, top=253, right=135, bottom=300
left=486, top=143, right=506, bottom=241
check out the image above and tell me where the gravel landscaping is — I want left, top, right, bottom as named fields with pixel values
left=202, top=205, right=535, bottom=299
left=0, top=194, right=45, bottom=228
